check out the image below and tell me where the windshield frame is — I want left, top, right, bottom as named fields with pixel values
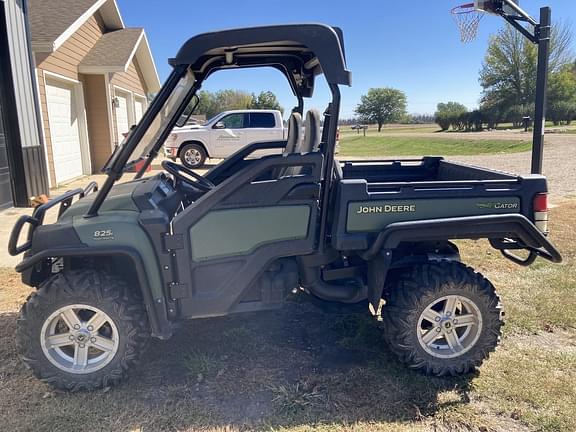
left=86, top=65, right=194, bottom=217
left=102, top=68, right=197, bottom=174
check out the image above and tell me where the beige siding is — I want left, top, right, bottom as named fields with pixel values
left=36, top=69, right=56, bottom=184
left=33, top=14, right=151, bottom=184
left=83, top=75, right=112, bottom=172
left=36, top=15, right=104, bottom=80
left=110, top=58, right=149, bottom=145
left=110, top=58, right=147, bottom=95
left=35, top=15, right=104, bottom=185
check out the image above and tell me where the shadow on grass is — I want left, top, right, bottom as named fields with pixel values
left=0, top=301, right=476, bottom=431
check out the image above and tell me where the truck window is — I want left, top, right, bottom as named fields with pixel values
left=218, top=113, right=246, bottom=129
left=249, top=112, right=276, bottom=128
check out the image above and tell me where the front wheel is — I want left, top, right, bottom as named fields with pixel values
left=17, top=270, right=150, bottom=391
left=179, top=143, right=207, bottom=169
left=382, top=262, right=504, bottom=376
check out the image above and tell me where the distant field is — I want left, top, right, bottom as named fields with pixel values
left=339, top=122, right=576, bottom=135
left=340, top=124, right=440, bottom=135
left=339, top=135, right=531, bottom=157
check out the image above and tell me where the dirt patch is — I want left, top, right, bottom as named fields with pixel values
left=515, top=330, right=576, bottom=354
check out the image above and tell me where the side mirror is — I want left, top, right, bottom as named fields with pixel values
left=175, top=94, right=200, bottom=128
left=214, top=121, right=226, bottom=129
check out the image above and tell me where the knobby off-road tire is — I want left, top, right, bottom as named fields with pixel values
left=17, top=270, right=150, bottom=391
left=179, top=143, right=207, bottom=169
left=382, top=261, right=504, bottom=376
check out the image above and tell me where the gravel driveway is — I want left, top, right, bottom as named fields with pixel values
left=441, top=133, right=575, bottom=199
left=348, top=132, right=576, bottom=199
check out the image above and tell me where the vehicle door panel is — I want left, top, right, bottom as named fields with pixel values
left=171, top=152, right=323, bottom=318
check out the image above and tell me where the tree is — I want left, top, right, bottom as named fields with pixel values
left=194, top=89, right=253, bottom=118
left=479, top=21, right=574, bottom=122
left=547, top=64, right=576, bottom=124
left=355, top=88, right=407, bottom=131
left=214, top=89, right=252, bottom=112
left=434, top=102, right=468, bottom=131
left=196, top=91, right=219, bottom=118
left=195, top=89, right=284, bottom=119
left=250, top=91, right=283, bottom=113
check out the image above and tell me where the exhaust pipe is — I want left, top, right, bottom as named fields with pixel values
left=298, top=255, right=366, bottom=303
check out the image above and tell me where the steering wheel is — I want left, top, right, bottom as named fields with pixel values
left=161, top=160, right=215, bottom=193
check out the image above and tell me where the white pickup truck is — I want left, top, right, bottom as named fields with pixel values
left=164, top=109, right=287, bottom=168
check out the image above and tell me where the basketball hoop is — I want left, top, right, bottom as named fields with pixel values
left=451, top=3, right=484, bottom=43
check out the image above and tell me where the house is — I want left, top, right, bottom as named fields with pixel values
left=28, top=0, right=160, bottom=186
left=0, top=0, right=48, bottom=209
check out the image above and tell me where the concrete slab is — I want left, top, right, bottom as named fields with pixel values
left=0, top=206, right=34, bottom=268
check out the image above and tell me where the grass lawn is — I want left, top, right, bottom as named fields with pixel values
left=339, top=135, right=531, bottom=157
left=0, top=201, right=574, bottom=431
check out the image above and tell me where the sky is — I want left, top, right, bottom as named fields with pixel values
left=118, top=0, right=576, bottom=118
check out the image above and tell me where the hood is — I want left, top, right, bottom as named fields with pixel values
left=57, top=180, right=142, bottom=222
left=174, top=124, right=205, bottom=132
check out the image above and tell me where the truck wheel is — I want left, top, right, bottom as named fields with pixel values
left=16, top=270, right=150, bottom=391
left=179, top=143, right=206, bottom=169
left=382, top=262, right=503, bottom=376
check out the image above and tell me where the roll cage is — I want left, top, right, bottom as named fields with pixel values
left=86, top=24, right=352, bottom=240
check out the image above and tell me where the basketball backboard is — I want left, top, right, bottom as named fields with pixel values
left=474, top=0, right=520, bottom=16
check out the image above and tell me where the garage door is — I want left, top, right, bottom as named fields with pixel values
left=134, top=97, right=146, bottom=124
left=115, top=90, right=130, bottom=144
left=46, top=79, right=83, bottom=183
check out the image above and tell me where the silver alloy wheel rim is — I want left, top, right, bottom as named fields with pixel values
left=40, top=304, right=119, bottom=374
left=416, top=295, right=483, bottom=359
left=183, top=148, right=201, bottom=166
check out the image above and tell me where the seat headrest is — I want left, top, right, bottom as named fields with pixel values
left=302, top=109, right=321, bottom=153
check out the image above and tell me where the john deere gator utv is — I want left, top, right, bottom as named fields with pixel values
left=9, top=21, right=561, bottom=391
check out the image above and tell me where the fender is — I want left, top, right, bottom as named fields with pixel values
left=16, top=246, right=172, bottom=339
left=363, top=213, right=562, bottom=313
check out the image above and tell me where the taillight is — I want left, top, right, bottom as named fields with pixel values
left=533, top=193, right=549, bottom=234
left=533, top=193, right=548, bottom=212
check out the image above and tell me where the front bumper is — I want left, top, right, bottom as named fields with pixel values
left=8, top=182, right=99, bottom=257
left=164, top=146, right=178, bottom=159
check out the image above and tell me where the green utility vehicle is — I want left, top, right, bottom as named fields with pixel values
left=9, top=22, right=561, bottom=391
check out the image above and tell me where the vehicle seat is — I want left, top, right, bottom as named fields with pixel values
left=276, top=112, right=302, bottom=178
left=285, top=109, right=322, bottom=176
left=301, top=109, right=322, bottom=153
left=284, top=111, right=303, bottom=155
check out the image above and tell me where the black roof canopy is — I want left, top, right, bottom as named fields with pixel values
left=169, top=24, right=351, bottom=97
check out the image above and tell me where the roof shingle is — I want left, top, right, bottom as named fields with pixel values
left=78, top=28, right=143, bottom=71
left=28, top=0, right=100, bottom=45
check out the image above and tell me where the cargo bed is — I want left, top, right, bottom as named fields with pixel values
left=331, top=157, right=549, bottom=251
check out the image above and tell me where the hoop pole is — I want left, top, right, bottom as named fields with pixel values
left=531, top=6, right=551, bottom=175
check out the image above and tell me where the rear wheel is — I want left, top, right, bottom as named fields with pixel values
left=382, top=262, right=504, bottom=376
left=179, top=143, right=207, bottom=169
left=17, top=270, right=150, bottom=391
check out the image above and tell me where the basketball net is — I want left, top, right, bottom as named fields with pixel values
left=451, top=3, right=484, bottom=43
